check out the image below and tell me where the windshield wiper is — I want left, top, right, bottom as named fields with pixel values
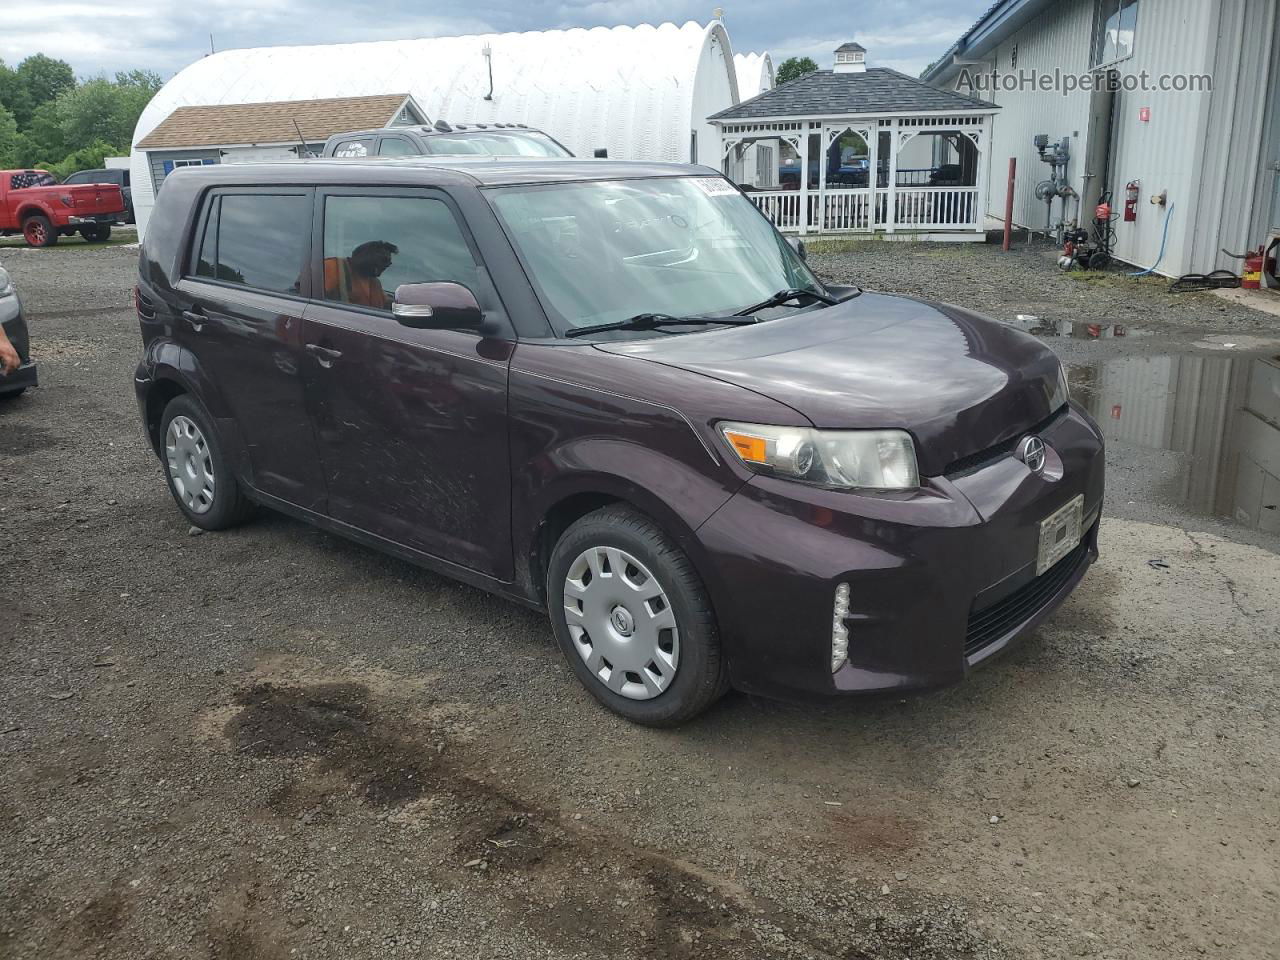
left=733, top=287, right=838, bottom=316
left=564, top=313, right=758, bottom=339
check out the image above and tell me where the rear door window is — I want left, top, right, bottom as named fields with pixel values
left=190, top=192, right=311, bottom=295
left=320, top=194, right=481, bottom=311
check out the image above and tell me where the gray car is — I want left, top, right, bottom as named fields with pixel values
left=0, top=264, right=37, bottom=398
left=321, top=122, right=576, bottom=160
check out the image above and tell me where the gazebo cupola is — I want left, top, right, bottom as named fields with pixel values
left=834, top=42, right=866, bottom=74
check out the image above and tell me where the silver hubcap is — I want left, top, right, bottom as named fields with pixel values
left=563, top=546, right=679, bottom=700
left=165, top=415, right=216, bottom=515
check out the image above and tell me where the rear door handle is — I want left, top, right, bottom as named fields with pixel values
left=181, top=309, right=205, bottom=331
left=305, top=343, right=343, bottom=367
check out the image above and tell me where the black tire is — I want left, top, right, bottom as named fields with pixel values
left=159, top=394, right=253, bottom=530
left=0, top=388, right=26, bottom=400
left=22, top=215, right=57, bottom=247
left=546, top=505, right=727, bottom=726
left=79, top=224, right=112, bottom=243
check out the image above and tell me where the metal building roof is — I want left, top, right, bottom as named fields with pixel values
left=710, top=67, right=999, bottom=121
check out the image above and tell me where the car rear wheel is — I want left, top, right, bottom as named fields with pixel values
left=547, top=505, right=727, bottom=726
left=160, top=394, right=252, bottom=530
left=79, top=224, right=112, bottom=243
left=22, top=215, right=57, bottom=247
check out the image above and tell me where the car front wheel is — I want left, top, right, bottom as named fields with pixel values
left=160, top=394, right=252, bottom=530
left=547, top=505, right=728, bottom=726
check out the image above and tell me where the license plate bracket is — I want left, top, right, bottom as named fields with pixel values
left=1037, top=494, right=1084, bottom=576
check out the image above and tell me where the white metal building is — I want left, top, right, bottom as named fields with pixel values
left=734, top=52, right=775, bottom=100
left=923, top=0, right=1280, bottom=279
left=130, top=21, right=743, bottom=238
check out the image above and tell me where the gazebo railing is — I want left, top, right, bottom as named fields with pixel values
left=748, top=185, right=981, bottom=233
left=893, top=186, right=980, bottom=229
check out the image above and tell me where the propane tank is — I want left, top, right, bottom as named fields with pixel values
left=1095, top=199, right=1112, bottom=221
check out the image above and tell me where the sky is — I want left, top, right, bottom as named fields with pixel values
left=0, top=0, right=988, bottom=82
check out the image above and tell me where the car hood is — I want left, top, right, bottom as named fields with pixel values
left=594, top=292, right=1063, bottom=476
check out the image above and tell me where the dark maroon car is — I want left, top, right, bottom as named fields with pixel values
left=134, top=158, right=1103, bottom=726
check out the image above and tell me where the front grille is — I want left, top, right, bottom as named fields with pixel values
left=965, top=540, right=1088, bottom=657
left=945, top=405, right=1067, bottom=478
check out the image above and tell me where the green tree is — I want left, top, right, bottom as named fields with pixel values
left=0, top=60, right=32, bottom=123
left=47, top=139, right=117, bottom=179
left=15, top=54, right=74, bottom=125
left=18, top=100, right=65, bottom=165
left=0, top=104, right=20, bottom=168
left=776, top=56, right=819, bottom=85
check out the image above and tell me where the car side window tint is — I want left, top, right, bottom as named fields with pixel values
left=210, top=194, right=310, bottom=294
left=321, top=195, right=480, bottom=312
left=195, top=196, right=219, bottom=279
left=377, top=138, right=416, bottom=157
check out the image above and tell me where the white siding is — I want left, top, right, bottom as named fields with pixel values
left=952, top=0, right=1268, bottom=277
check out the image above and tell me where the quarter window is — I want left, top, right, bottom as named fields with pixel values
left=377, top=137, right=416, bottom=157
left=190, top=193, right=310, bottom=295
left=1093, top=0, right=1138, bottom=67
left=320, top=195, right=480, bottom=311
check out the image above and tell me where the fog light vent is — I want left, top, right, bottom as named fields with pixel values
left=832, top=582, right=851, bottom=673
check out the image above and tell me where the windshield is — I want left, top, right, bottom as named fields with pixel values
left=425, top=131, right=570, bottom=158
left=488, top=176, right=823, bottom=337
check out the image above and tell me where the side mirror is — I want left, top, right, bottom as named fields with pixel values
left=787, top=236, right=808, bottom=261
left=593, top=148, right=608, bottom=159
left=392, top=282, right=483, bottom=330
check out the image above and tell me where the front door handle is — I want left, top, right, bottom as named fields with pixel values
left=304, top=343, right=343, bottom=368
left=181, top=309, right=205, bottom=331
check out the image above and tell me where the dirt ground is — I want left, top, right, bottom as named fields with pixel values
left=1, top=240, right=1278, bottom=960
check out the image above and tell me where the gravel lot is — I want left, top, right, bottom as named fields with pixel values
left=1, top=241, right=1278, bottom=960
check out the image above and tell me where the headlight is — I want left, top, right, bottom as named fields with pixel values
left=0, top=267, right=12, bottom=298
left=720, top=422, right=919, bottom=490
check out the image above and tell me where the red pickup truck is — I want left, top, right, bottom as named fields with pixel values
left=0, top=169, right=126, bottom=247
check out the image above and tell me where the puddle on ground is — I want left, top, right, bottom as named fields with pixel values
left=1006, top=316, right=1152, bottom=339
left=1066, top=352, right=1280, bottom=535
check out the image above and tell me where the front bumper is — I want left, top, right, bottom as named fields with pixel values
left=0, top=359, right=37, bottom=394
left=695, top=403, right=1105, bottom=699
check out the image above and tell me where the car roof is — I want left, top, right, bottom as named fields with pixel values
left=332, top=124, right=546, bottom=139
left=166, top=157, right=716, bottom=188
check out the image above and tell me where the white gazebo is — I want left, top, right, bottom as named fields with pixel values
left=712, top=42, right=1000, bottom=237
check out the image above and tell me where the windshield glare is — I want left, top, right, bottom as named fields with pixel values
left=489, top=177, right=822, bottom=336
left=427, top=132, right=569, bottom=158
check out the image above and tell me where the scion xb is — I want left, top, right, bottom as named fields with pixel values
left=134, top=158, right=1103, bottom=726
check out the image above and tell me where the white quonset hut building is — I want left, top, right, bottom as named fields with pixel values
left=130, top=21, right=744, bottom=238
left=923, top=0, right=1280, bottom=279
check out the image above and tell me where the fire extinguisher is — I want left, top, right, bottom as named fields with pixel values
left=1123, top=180, right=1140, bottom=222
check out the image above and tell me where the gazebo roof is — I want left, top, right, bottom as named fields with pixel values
left=710, top=67, right=997, bottom=121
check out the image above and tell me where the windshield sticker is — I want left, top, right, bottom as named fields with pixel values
left=691, top=177, right=739, bottom=197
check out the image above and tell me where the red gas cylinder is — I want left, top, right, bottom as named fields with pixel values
left=1242, top=247, right=1263, bottom=289
left=1095, top=200, right=1112, bottom=221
